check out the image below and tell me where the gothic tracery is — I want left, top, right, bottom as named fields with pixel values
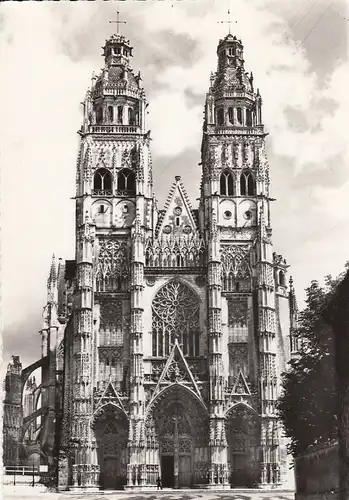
left=96, top=239, right=129, bottom=291
left=151, top=281, right=200, bottom=357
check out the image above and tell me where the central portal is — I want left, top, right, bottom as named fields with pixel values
left=159, top=412, right=193, bottom=488
left=148, top=384, right=210, bottom=489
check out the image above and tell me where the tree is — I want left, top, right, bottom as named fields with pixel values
left=324, top=268, right=349, bottom=500
left=277, top=270, right=347, bottom=456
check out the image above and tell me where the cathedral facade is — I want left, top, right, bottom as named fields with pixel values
left=11, top=31, right=297, bottom=490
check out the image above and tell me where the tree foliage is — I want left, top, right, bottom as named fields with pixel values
left=277, top=267, right=349, bottom=456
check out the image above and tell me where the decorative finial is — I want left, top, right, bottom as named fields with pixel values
left=109, top=10, right=127, bottom=35
left=48, top=254, right=57, bottom=285
left=175, top=176, right=181, bottom=182
left=217, top=9, right=237, bottom=35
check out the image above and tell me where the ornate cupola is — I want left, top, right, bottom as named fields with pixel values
left=81, top=33, right=147, bottom=135
left=217, top=33, right=245, bottom=71
left=102, top=33, right=133, bottom=67
left=204, top=34, right=262, bottom=132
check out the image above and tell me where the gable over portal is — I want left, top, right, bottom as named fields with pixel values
left=156, top=176, right=198, bottom=238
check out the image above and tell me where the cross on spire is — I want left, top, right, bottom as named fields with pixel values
left=217, top=9, right=237, bottom=34
left=109, top=10, right=127, bottom=34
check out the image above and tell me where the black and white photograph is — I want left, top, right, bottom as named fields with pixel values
left=0, top=0, right=348, bottom=499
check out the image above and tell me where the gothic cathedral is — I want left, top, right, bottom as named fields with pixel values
left=9, top=31, right=297, bottom=491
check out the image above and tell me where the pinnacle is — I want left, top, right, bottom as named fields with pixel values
left=47, top=254, right=57, bottom=285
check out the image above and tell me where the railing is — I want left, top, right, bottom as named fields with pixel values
left=5, top=466, right=39, bottom=475
left=215, top=90, right=256, bottom=100
left=91, top=189, right=113, bottom=196
left=93, top=85, right=142, bottom=99
left=207, top=124, right=265, bottom=135
left=89, top=125, right=141, bottom=134
left=3, top=465, right=41, bottom=486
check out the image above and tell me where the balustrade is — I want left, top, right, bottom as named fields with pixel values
left=89, top=125, right=140, bottom=134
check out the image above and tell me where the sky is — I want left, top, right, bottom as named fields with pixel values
left=0, top=0, right=348, bottom=369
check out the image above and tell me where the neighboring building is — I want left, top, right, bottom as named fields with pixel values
left=3, top=30, right=298, bottom=491
left=3, top=356, right=23, bottom=466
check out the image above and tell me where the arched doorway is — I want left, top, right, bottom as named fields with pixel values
left=226, top=404, right=260, bottom=487
left=93, top=405, right=128, bottom=490
left=147, top=384, right=209, bottom=488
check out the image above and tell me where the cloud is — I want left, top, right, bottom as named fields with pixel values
left=0, top=0, right=347, bottom=365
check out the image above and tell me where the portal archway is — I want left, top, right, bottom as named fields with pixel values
left=146, top=384, right=209, bottom=488
left=226, top=404, right=260, bottom=487
left=92, top=405, right=129, bottom=490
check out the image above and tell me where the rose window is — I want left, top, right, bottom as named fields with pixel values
left=152, top=280, right=200, bottom=357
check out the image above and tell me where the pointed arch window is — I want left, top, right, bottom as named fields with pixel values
left=240, top=170, right=255, bottom=196
left=220, top=170, right=234, bottom=196
left=93, top=168, right=112, bottom=195
left=217, top=108, right=224, bottom=126
left=152, top=280, right=200, bottom=357
left=117, top=168, right=136, bottom=195
left=107, top=106, right=114, bottom=123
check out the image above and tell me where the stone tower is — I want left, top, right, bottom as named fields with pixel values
left=200, top=33, right=293, bottom=487
left=59, top=32, right=154, bottom=490
left=54, top=31, right=295, bottom=491
left=3, top=356, right=23, bottom=466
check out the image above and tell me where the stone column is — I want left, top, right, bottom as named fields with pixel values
left=256, top=204, right=281, bottom=488
left=71, top=216, right=99, bottom=489
left=126, top=210, right=146, bottom=488
left=207, top=205, right=229, bottom=490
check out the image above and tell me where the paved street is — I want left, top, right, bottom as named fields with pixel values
left=2, top=486, right=294, bottom=500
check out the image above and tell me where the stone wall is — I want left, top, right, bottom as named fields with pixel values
left=295, top=441, right=338, bottom=500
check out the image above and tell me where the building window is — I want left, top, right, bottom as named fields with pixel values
left=217, top=108, right=224, bottom=126
left=107, top=106, right=114, bottom=123
left=128, top=108, right=135, bottom=126
left=279, top=270, right=285, bottom=286
left=99, top=205, right=105, bottom=214
left=117, top=106, right=123, bottom=125
left=93, top=168, right=112, bottom=193
left=96, top=107, right=103, bottom=124
left=237, top=107, right=243, bottom=125
left=228, top=107, right=234, bottom=124
left=220, top=170, right=234, bottom=196
left=117, top=168, right=136, bottom=195
left=246, top=109, right=252, bottom=127
left=151, top=280, right=200, bottom=357
left=240, top=170, right=255, bottom=196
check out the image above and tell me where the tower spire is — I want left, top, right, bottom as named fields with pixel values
left=48, top=253, right=57, bottom=286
